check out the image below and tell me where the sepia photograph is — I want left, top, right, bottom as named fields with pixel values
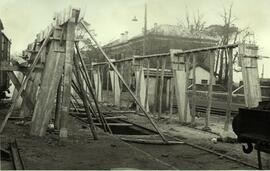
left=0, top=0, right=270, bottom=170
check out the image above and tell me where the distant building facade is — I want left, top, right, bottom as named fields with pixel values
left=102, top=24, right=218, bottom=66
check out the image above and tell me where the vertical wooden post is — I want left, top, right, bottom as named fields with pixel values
left=239, top=43, right=261, bottom=108
left=93, top=68, right=102, bottom=102
left=170, top=49, right=191, bottom=123
left=169, top=77, right=175, bottom=121
left=224, top=48, right=233, bottom=131
left=59, top=12, right=76, bottom=140
left=191, top=54, right=196, bottom=125
left=203, top=51, right=215, bottom=131
left=135, top=59, right=149, bottom=111
left=153, top=58, right=160, bottom=113
left=109, top=70, right=121, bottom=106
left=184, top=55, right=191, bottom=123
left=158, top=57, right=166, bottom=119
left=165, top=79, right=170, bottom=108
left=106, top=64, right=109, bottom=97
left=136, top=59, right=142, bottom=111
left=100, top=66, right=104, bottom=101
left=144, top=58, right=150, bottom=109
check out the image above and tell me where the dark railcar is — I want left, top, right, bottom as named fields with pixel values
left=0, top=19, right=11, bottom=98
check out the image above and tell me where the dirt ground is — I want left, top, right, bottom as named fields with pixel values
left=0, top=103, right=264, bottom=170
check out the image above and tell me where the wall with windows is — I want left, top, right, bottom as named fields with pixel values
left=189, top=66, right=216, bottom=85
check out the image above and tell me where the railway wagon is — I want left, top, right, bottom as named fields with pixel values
left=0, top=20, right=11, bottom=98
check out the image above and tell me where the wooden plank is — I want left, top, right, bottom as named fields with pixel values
left=93, top=69, right=102, bottom=102
left=120, top=137, right=184, bottom=145
left=224, top=48, right=233, bottom=131
left=59, top=16, right=76, bottom=140
left=170, top=49, right=191, bottom=123
left=73, top=53, right=98, bottom=140
left=145, top=59, right=150, bottom=109
left=239, top=44, right=261, bottom=108
left=136, top=59, right=143, bottom=112
left=153, top=58, right=160, bottom=113
left=135, top=60, right=149, bottom=111
left=110, top=71, right=121, bottom=106
left=30, top=28, right=65, bottom=136
left=169, top=78, right=174, bottom=121
left=203, top=51, right=215, bottom=131
left=7, top=71, right=34, bottom=110
left=11, top=72, right=24, bottom=109
left=0, top=62, right=43, bottom=73
left=158, top=57, right=166, bottom=119
left=19, top=71, right=41, bottom=117
left=184, top=55, right=190, bottom=123
left=191, top=54, right=196, bottom=125
left=94, top=123, right=132, bottom=126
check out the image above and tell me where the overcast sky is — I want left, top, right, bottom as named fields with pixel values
left=1, top=0, right=270, bottom=79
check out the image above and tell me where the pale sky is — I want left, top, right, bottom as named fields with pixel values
left=1, top=0, right=270, bottom=79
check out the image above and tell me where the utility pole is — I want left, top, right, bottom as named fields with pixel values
left=143, top=3, right=147, bottom=55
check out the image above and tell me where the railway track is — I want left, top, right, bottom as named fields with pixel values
left=70, top=109, right=258, bottom=169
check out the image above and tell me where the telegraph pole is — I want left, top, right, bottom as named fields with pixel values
left=143, top=3, right=147, bottom=55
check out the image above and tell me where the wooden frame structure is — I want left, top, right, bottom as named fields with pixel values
left=92, top=43, right=261, bottom=132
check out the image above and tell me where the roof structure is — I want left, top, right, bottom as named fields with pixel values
left=0, top=19, right=4, bottom=30
left=104, top=24, right=218, bottom=48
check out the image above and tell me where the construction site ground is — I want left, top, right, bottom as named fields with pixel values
left=0, top=102, right=266, bottom=170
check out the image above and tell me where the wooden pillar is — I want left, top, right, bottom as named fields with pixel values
left=158, top=57, right=166, bottom=118
left=144, top=58, right=150, bottom=110
left=93, top=68, right=102, bottom=102
left=135, top=67, right=149, bottom=112
left=30, top=28, right=66, bottom=136
left=239, top=43, right=261, bottom=108
left=191, top=54, right=196, bottom=125
left=166, top=79, right=170, bottom=109
left=134, top=59, right=149, bottom=112
left=184, top=55, right=190, bottom=123
left=109, top=70, right=121, bottom=106
left=169, top=77, right=175, bottom=120
left=153, top=58, right=160, bottom=113
left=203, top=51, right=215, bottom=131
left=59, top=12, right=77, bottom=140
left=224, top=48, right=233, bottom=131
left=170, top=49, right=191, bottom=123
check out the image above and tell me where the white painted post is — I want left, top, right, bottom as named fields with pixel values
left=109, top=70, right=121, bottom=106
left=135, top=69, right=149, bottom=112
left=239, top=44, right=262, bottom=108
left=170, top=49, right=191, bottom=123
left=93, top=69, right=102, bottom=102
